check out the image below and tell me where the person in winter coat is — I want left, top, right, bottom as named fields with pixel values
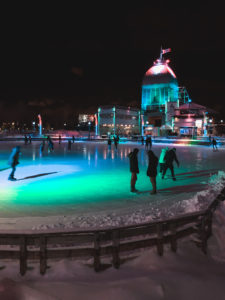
left=159, top=147, right=169, bottom=173
left=148, top=136, right=152, bottom=149
left=128, top=148, right=139, bottom=192
left=68, top=139, right=72, bottom=151
left=147, top=150, right=158, bottom=194
left=212, top=138, right=218, bottom=150
left=8, top=146, right=21, bottom=181
left=47, top=136, right=54, bottom=152
left=162, top=148, right=179, bottom=180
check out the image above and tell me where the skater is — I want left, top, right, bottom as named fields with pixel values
left=24, top=135, right=28, bottom=145
left=68, top=139, right=72, bottom=151
left=162, top=148, right=179, bottom=181
left=29, top=135, right=32, bottom=144
left=209, top=135, right=212, bottom=144
left=145, top=136, right=149, bottom=149
left=47, top=136, right=54, bottom=152
left=159, top=146, right=169, bottom=173
left=59, top=135, right=62, bottom=144
left=147, top=150, right=158, bottom=194
left=148, top=135, right=152, bottom=149
left=40, top=140, right=45, bottom=153
left=212, top=138, right=218, bottom=150
left=128, top=148, right=139, bottom=193
left=114, top=135, right=118, bottom=150
left=141, top=136, right=144, bottom=145
left=8, top=146, right=21, bottom=181
left=72, top=135, right=75, bottom=143
left=107, top=137, right=112, bottom=149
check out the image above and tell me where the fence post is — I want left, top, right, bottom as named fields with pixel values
left=94, top=233, right=101, bottom=272
left=20, top=236, right=27, bottom=276
left=156, top=224, right=163, bottom=256
left=112, top=230, right=120, bottom=269
left=170, top=223, right=177, bottom=252
left=200, top=217, right=207, bottom=254
left=40, top=236, right=47, bottom=275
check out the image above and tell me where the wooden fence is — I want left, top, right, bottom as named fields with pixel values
left=0, top=187, right=225, bottom=275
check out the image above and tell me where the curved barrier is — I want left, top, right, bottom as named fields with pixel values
left=0, top=188, right=225, bottom=275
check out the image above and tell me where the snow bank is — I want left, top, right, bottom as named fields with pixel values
left=32, top=171, right=225, bottom=231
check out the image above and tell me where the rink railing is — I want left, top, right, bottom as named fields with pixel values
left=0, top=187, right=224, bottom=276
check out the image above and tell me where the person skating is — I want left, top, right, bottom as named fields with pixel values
left=108, top=137, right=112, bottom=149
left=40, top=140, right=45, bottom=153
left=8, top=146, right=21, bottom=181
left=29, top=135, right=32, bottom=144
left=114, top=136, right=118, bottom=150
left=147, top=150, right=158, bottom=194
left=145, top=137, right=149, bottom=149
left=72, top=136, right=75, bottom=143
left=141, top=136, right=144, bottom=145
left=212, top=138, right=218, bottom=151
left=162, top=148, right=179, bottom=180
left=128, top=148, right=139, bottom=193
left=24, top=135, right=28, bottom=145
left=68, top=139, right=72, bottom=151
left=148, top=136, right=152, bottom=149
left=59, top=135, right=62, bottom=144
left=159, top=146, right=169, bottom=173
left=47, top=136, right=54, bottom=152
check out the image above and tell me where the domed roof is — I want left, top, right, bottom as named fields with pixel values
left=143, top=59, right=178, bottom=86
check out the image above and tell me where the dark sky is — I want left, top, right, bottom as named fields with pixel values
left=0, top=2, right=225, bottom=124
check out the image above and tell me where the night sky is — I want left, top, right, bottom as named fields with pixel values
left=0, top=2, right=225, bottom=125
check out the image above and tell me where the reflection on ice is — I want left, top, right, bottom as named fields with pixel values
left=0, top=140, right=224, bottom=218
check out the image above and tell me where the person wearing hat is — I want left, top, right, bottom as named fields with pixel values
left=128, top=148, right=139, bottom=192
left=8, top=146, right=21, bottom=181
left=147, top=150, right=158, bottom=194
left=162, top=147, right=179, bottom=180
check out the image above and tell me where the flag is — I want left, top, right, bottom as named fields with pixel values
left=162, top=48, right=171, bottom=54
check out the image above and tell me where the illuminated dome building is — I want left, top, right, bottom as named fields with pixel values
left=141, top=48, right=180, bottom=134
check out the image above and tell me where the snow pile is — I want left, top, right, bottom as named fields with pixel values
left=170, top=170, right=225, bottom=214
left=32, top=171, right=225, bottom=231
left=208, top=200, right=225, bottom=263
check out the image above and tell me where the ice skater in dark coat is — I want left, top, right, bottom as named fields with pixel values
left=162, top=148, right=179, bottom=180
left=128, top=148, right=139, bottom=192
left=147, top=150, right=158, bottom=194
left=8, top=146, right=21, bottom=180
left=212, top=138, right=218, bottom=151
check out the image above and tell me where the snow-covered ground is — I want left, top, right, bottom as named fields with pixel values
left=0, top=202, right=225, bottom=299
left=0, top=141, right=225, bottom=231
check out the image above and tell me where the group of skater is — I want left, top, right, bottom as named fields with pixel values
left=128, top=146, right=179, bottom=194
left=107, top=135, right=120, bottom=150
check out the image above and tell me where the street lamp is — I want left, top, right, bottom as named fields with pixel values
left=88, top=121, right=91, bottom=139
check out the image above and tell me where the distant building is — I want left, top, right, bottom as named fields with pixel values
left=173, top=102, right=216, bottom=136
left=78, top=114, right=95, bottom=124
left=97, top=106, right=141, bottom=136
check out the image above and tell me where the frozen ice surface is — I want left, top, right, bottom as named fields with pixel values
left=0, top=141, right=225, bottom=230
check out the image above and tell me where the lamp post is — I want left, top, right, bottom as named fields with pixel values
left=88, top=121, right=91, bottom=140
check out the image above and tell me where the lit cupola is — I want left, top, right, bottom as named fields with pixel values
left=142, top=48, right=179, bottom=111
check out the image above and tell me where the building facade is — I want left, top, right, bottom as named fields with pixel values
left=97, top=106, right=141, bottom=136
left=173, top=102, right=215, bottom=136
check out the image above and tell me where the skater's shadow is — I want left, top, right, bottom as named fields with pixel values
left=166, top=169, right=218, bottom=181
left=0, top=167, right=10, bottom=172
left=138, top=183, right=208, bottom=195
left=159, top=183, right=208, bottom=195
left=18, top=172, right=58, bottom=180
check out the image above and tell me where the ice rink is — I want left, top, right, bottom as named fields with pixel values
left=0, top=140, right=224, bottom=230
